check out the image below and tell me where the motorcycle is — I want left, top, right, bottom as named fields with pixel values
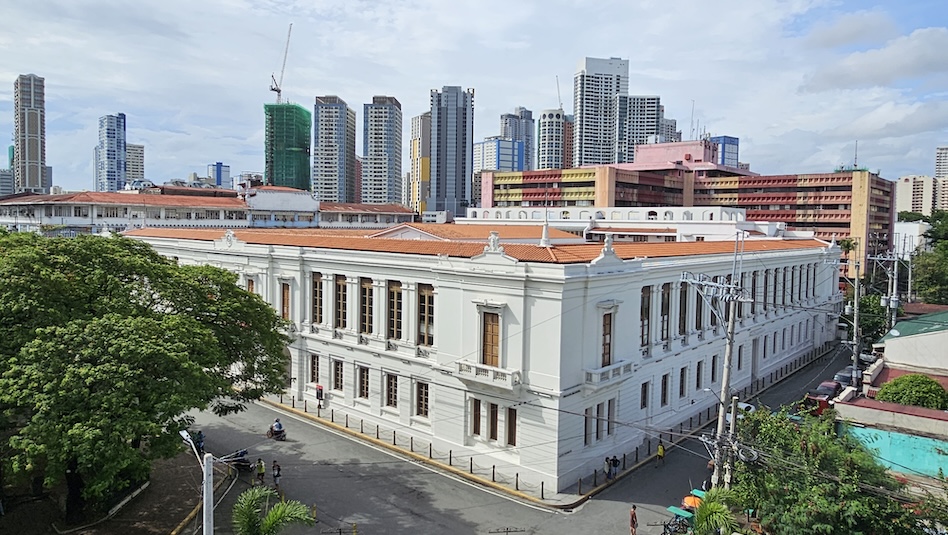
left=219, top=449, right=253, bottom=472
left=266, top=426, right=287, bottom=441
left=191, top=430, right=206, bottom=455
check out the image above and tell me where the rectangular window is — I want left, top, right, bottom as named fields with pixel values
left=601, top=312, right=613, bottom=367
left=640, top=382, right=649, bottom=409
left=360, top=278, right=373, bottom=334
left=678, top=284, right=688, bottom=335
left=332, top=360, right=343, bottom=391
left=387, top=281, right=402, bottom=339
left=789, top=268, right=796, bottom=304
left=695, top=291, right=704, bottom=330
left=661, top=373, right=669, bottom=406
left=247, top=278, right=255, bottom=294
left=660, top=283, right=671, bottom=340
left=334, top=275, right=347, bottom=329
left=750, top=271, right=757, bottom=314
left=472, top=399, right=481, bottom=436
left=679, top=366, right=687, bottom=398
left=482, top=312, right=500, bottom=367
left=607, top=398, right=615, bottom=435
left=738, top=273, right=746, bottom=318
left=418, top=284, right=434, bottom=346
left=710, top=277, right=719, bottom=327
left=584, top=407, right=593, bottom=445
left=763, top=270, right=770, bottom=310
left=774, top=332, right=778, bottom=353
left=281, top=282, right=290, bottom=320
left=310, top=354, right=319, bottom=383
left=358, top=366, right=369, bottom=399
left=696, top=360, right=704, bottom=390
left=738, top=345, right=744, bottom=370
left=385, top=373, right=398, bottom=407
left=772, top=270, right=778, bottom=309
left=416, top=382, right=429, bottom=418
left=506, top=407, right=517, bottom=446
left=782, top=269, right=788, bottom=306
left=595, top=402, right=604, bottom=440
left=640, top=286, right=651, bottom=346
left=489, top=403, right=498, bottom=440
left=311, top=272, right=323, bottom=324
left=805, top=264, right=811, bottom=297
left=711, top=355, right=718, bottom=383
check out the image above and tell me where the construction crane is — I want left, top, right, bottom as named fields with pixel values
left=555, top=75, right=563, bottom=110
left=270, top=23, right=293, bottom=103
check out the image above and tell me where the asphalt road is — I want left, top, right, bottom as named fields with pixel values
left=189, top=345, right=852, bottom=535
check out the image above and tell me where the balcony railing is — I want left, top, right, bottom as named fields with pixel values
left=584, top=359, right=634, bottom=388
left=456, top=360, right=522, bottom=391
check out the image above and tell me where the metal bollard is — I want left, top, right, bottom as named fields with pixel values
left=345, top=415, right=349, bottom=428
left=317, top=405, right=321, bottom=418
left=304, top=399, right=307, bottom=412
left=636, top=446, right=639, bottom=463
left=360, top=420, right=364, bottom=433
left=470, top=458, right=473, bottom=473
left=516, top=473, right=519, bottom=491
left=429, top=443, right=432, bottom=458
left=331, top=409, right=334, bottom=422
left=579, top=477, right=583, bottom=495
left=449, top=450, right=452, bottom=466
left=376, top=425, right=379, bottom=439
left=541, top=481, right=545, bottom=500
left=623, top=453, right=626, bottom=469
left=392, top=431, right=396, bottom=445
left=593, top=470, right=597, bottom=486
left=280, top=393, right=283, bottom=403
left=492, top=465, right=496, bottom=482
left=410, top=437, right=414, bottom=452
left=689, top=416, right=693, bottom=427
left=291, top=396, right=295, bottom=408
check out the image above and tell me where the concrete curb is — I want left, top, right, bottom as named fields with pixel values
left=168, top=466, right=230, bottom=535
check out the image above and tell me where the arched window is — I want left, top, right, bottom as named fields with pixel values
left=561, top=211, right=571, bottom=219
left=664, top=211, right=674, bottom=220
left=647, top=211, right=658, bottom=220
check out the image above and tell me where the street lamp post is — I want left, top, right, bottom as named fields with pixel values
left=180, top=431, right=214, bottom=534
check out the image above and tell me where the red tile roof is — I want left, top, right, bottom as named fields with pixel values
left=871, top=366, right=948, bottom=391
left=370, top=223, right=576, bottom=240
left=317, top=202, right=414, bottom=214
left=0, top=191, right=246, bottom=208
left=124, top=227, right=828, bottom=264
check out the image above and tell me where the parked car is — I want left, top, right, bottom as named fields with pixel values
left=833, top=366, right=860, bottom=388
left=803, top=380, right=843, bottom=415
left=724, top=402, right=757, bottom=425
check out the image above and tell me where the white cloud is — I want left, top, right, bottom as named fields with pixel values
left=0, top=0, right=944, bottom=191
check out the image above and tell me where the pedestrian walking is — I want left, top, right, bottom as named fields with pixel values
left=255, top=458, right=266, bottom=485
left=604, top=457, right=612, bottom=480
left=272, top=460, right=282, bottom=491
left=629, top=504, right=638, bottom=535
left=656, top=440, right=666, bottom=467
left=610, top=456, right=620, bottom=478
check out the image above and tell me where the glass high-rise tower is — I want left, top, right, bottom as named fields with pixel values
left=428, top=86, right=474, bottom=215
left=94, top=113, right=127, bottom=192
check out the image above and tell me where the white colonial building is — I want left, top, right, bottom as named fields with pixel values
left=126, top=223, right=842, bottom=492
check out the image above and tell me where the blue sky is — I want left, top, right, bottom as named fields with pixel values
left=1, top=0, right=946, bottom=191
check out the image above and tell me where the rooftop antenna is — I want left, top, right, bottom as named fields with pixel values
left=555, top=75, right=563, bottom=110
left=854, top=140, right=858, bottom=168
left=689, top=100, right=695, bottom=140
left=270, top=23, right=293, bottom=103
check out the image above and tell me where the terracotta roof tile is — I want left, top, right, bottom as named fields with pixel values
left=253, top=186, right=309, bottom=193
left=124, top=227, right=828, bottom=264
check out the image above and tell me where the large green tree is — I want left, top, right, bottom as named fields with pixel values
left=0, top=232, right=290, bottom=520
left=733, top=409, right=945, bottom=534
left=875, top=374, right=948, bottom=410
left=925, top=210, right=948, bottom=245
left=897, top=211, right=928, bottom=223
left=841, top=293, right=891, bottom=348
left=913, top=242, right=948, bottom=304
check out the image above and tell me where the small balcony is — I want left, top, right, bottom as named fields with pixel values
left=584, top=359, right=635, bottom=390
left=456, top=360, right=522, bottom=391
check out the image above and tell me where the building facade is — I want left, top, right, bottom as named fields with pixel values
left=709, top=136, right=739, bottom=168
left=127, top=144, right=145, bottom=181
left=936, top=146, right=948, bottom=181
left=409, top=112, right=431, bottom=213
left=14, top=74, right=48, bottom=194
left=264, top=103, right=312, bottom=191
left=499, top=107, right=535, bottom=171
left=563, top=115, right=574, bottom=169
left=0, top=168, right=13, bottom=197
left=428, top=86, right=474, bottom=215
left=573, top=57, right=628, bottom=167
left=208, top=162, right=231, bottom=188
left=895, top=175, right=935, bottom=216
left=126, top=225, right=841, bottom=492
left=362, top=96, right=403, bottom=204
left=94, top=113, right=128, bottom=192
left=537, top=109, right=566, bottom=170
left=313, top=96, right=357, bottom=203
left=473, top=137, right=524, bottom=175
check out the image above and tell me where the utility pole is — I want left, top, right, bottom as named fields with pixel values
left=725, top=395, right=739, bottom=488
left=203, top=453, right=214, bottom=535
left=850, top=261, right=861, bottom=388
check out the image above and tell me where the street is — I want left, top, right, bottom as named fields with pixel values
left=189, top=345, right=851, bottom=534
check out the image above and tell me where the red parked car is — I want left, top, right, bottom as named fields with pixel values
left=803, top=381, right=843, bottom=415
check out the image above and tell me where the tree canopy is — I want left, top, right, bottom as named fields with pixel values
left=924, top=210, right=948, bottom=246
left=913, top=242, right=948, bottom=304
left=875, top=374, right=948, bottom=410
left=841, top=293, right=891, bottom=348
left=232, top=486, right=314, bottom=535
left=897, top=211, right=927, bottom=223
left=0, top=231, right=290, bottom=515
left=733, top=409, right=947, bottom=534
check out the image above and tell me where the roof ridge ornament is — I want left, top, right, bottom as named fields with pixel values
left=484, top=231, right=504, bottom=254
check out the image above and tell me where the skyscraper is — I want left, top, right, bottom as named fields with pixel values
left=428, top=86, right=474, bottom=215
left=936, top=146, right=948, bottom=180
left=14, top=74, right=48, bottom=193
left=0, top=168, right=13, bottom=197
left=94, top=113, right=127, bottom=192
left=573, top=57, right=628, bottom=167
left=208, top=162, right=230, bottom=187
left=127, top=143, right=145, bottom=181
left=500, top=107, right=535, bottom=171
left=537, top=109, right=565, bottom=170
left=313, top=96, right=356, bottom=202
left=264, top=103, right=312, bottom=191
left=563, top=115, right=574, bottom=169
left=473, top=137, right=524, bottom=174
left=409, top=112, right=431, bottom=213
left=709, top=136, right=739, bottom=167
left=362, top=96, right=403, bottom=204
left=613, top=96, right=682, bottom=163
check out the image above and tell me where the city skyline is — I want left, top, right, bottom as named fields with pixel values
left=1, top=1, right=946, bottom=192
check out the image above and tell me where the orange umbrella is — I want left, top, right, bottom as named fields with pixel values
left=682, top=495, right=702, bottom=509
